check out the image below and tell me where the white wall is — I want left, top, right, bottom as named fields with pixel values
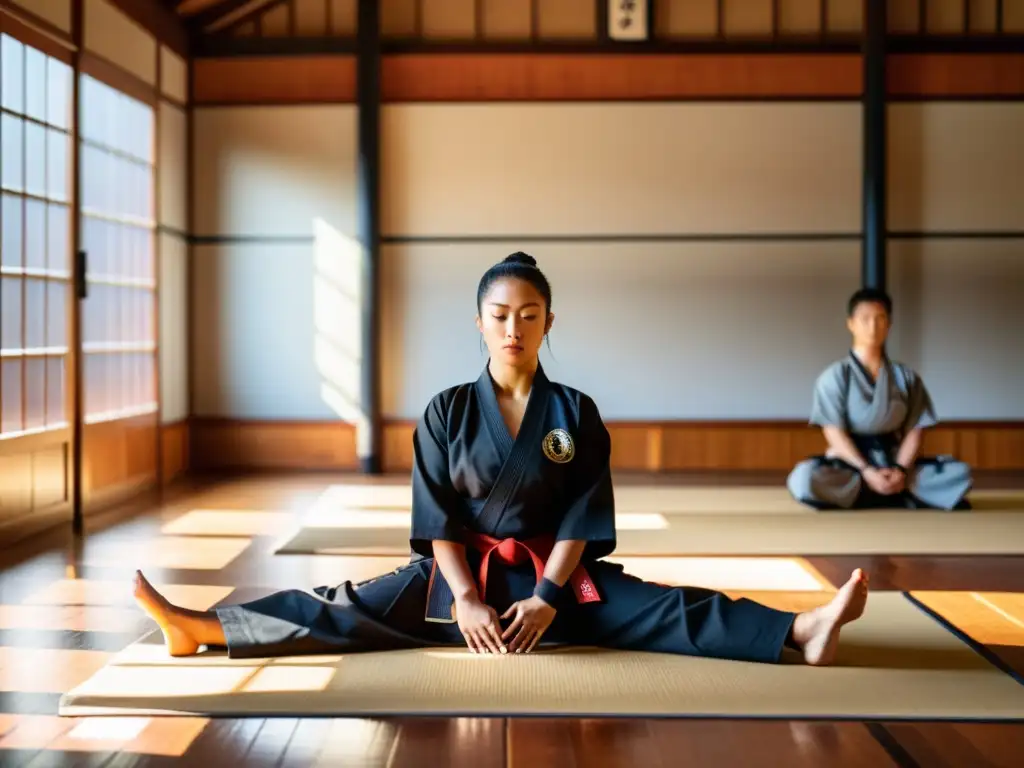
left=192, top=105, right=357, bottom=238
left=190, top=105, right=359, bottom=419
left=888, top=103, right=1024, bottom=232
left=158, top=54, right=189, bottom=424
left=382, top=103, right=862, bottom=237
left=159, top=233, right=188, bottom=421
left=381, top=240, right=861, bottom=419
left=888, top=239, right=1024, bottom=420
left=886, top=103, right=1024, bottom=419
left=192, top=99, right=1023, bottom=423
left=380, top=102, right=864, bottom=419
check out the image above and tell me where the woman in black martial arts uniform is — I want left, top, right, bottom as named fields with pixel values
left=133, top=252, right=868, bottom=665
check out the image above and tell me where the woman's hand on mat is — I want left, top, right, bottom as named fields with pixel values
left=500, top=596, right=556, bottom=654
left=454, top=596, right=507, bottom=654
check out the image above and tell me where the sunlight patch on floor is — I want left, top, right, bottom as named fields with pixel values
left=909, top=591, right=1024, bottom=649
left=0, top=603, right=143, bottom=632
left=243, top=665, right=336, bottom=693
left=0, top=647, right=111, bottom=692
left=607, top=557, right=829, bottom=592
left=20, top=579, right=235, bottom=611
left=160, top=509, right=295, bottom=537
left=0, top=715, right=209, bottom=756
left=77, top=536, right=251, bottom=571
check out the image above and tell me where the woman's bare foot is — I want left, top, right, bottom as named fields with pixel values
left=790, top=569, right=869, bottom=666
left=133, top=570, right=201, bottom=657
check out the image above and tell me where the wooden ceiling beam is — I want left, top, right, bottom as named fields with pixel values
left=188, top=0, right=259, bottom=31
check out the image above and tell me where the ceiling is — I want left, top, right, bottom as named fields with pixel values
left=167, top=0, right=282, bottom=33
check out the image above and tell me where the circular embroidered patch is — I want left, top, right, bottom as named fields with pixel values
left=542, top=428, right=575, bottom=464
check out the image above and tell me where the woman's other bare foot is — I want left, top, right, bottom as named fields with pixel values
left=133, top=570, right=201, bottom=656
left=790, top=569, right=869, bottom=666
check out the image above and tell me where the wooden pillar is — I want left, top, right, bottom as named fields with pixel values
left=357, top=0, right=382, bottom=473
left=862, top=0, right=887, bottom=290
left=71, top=0, right=85, bottom=534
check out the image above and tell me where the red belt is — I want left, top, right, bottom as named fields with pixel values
left=466, top=532, right=601, bottom=605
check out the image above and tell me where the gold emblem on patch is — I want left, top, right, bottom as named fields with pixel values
left=542, top=429, right=575, bottom=464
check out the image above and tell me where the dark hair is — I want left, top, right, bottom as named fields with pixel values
left=847, top=287, right=892, bottom=317
left=476, top=251, right=553, bottom=314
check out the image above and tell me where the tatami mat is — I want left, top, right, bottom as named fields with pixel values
left=274, top=507, right=1024, bottom=556
left=300, top=484, right=1024, bottom=514
left=58, top=593, right=1024, bottom=720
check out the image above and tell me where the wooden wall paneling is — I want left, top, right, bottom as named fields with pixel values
left=161, top=419, right=190, bottom=484
left=722, top=0, right=775, bottom=38
left=183, top=52, right=1024, bottom=105
left=654, top=0, right=721, bottom=37
left=380, top=53, right=863, bottom=101
left=381, top=420, right=415, bottom=473
left=924, top=0, right=967, bottom=33
left=329, top=0, right=358, bottom=35
left=481, top=0, right=532, bottom=39
left=260, top=1, right=291, bottom=36
left=420, top=0, right=476, bottom=39
left=919, top=425, right=959, bottom=456
left=380, top=0, right=418, bottom=38
left=191, top=55, right=357, bottom=104
left=0, top=444, right=71, bottom=548
left=825, top=0, right=863, bottom=34
left=186, top=420, right=1024, bottom=473
left=959, top=426, right=1024, bottom=471
left=106, top=0, right=189, bottom=57
left=777, top=0, right=823, bottom=35
left=210, top=0, right=354, bottom=38
left=190, top=418, right=359, bottom=471
left=294, top=0, right=329, bottom=36
left=607, top=424, right=659, bottom=471
left=888, top=53, right=1024, bottom=97
left=968, top=0, right=1000, bottom=32
left=535, top=0, right=595, bottom=39
left=81, top=413, right=159, bottom=510
left=0, top=452, right=34, bottom=527
left=0, top=2, right=74, bottom=58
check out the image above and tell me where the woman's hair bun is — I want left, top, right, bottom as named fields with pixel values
left=503, top=251, right=537, bottom=267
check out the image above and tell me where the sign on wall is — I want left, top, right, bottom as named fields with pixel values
left=608, top=0, right=650, bottom=41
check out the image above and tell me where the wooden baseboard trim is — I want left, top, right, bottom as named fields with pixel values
left=188, top=418, right=1024, bottom=473
left=0, top=502, right=73, bottom=552
left=83, top=476, right=158, bottom=517
left=161, top=419, right=191, bottom=485
left=190, top=418, right=358, bottom=471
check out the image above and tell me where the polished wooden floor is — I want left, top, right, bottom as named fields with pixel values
left=1, top=471, right=1023, bottom=766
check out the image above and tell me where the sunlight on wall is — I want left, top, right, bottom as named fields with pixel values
left=312, top=217, right=368, bottom=457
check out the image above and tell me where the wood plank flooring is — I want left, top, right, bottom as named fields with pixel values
left=0, top=471, right=1022, bottom=767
